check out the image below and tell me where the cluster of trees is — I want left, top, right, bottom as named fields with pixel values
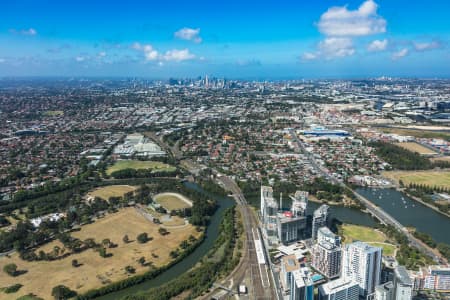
left=123, top=207, right=240, bottom=300
left=412, top=231, right=450, bottom=262
left=52, top=285, right=77, bottom=300
left=405, top=185, right=450, bottom=214
left=369, top=141, right=450, bottom=170
left=109, top=168, right=180, bottom=179
left=376, top=224, right=434, bottom=270
left=196, top=175, right=228, bottom=197
left=3, top=283, right=23, bottom=294
left=0, top=215, right=11, bottom=227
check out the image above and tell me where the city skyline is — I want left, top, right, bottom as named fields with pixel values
left=0, top=0, right=449, bottom=78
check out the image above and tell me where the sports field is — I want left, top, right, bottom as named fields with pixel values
left=340, top=224, right=396, bottom=257
left=395, top=142, right=437, bottom=155
left=88, top=185, right=136, bottom=200
left=154, top=193, right=193, bottom=211
left=0, top=208, right=200, bottom=300
left=106, top=160, right=176, bottom=175
left=383, top=170, right=450, bottom=189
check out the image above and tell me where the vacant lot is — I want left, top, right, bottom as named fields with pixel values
left=106, top=160, right=176, bottom=175
left=88, top=185, right=136, bottom=200
left=384, top=170, right=450, bottom=189
left=0, top=208, right=200, bottom=300
left=154, top=193, right=192, bottom=211
left=340, top=224, right=396, bottom=257
left=395, top=142, right=437, bottom=155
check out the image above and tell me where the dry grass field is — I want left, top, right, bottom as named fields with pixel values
left=383, top=170, right=450, bottom=189
left=340, top=224, right=396, bottom=256
left=431, top=156, right=450, bottom=163
left=154, top=193, right=192, bottom=211
left=106, top=160, right=176, bottom=175
left=87, top=185, right=136, bottom=200
left=395, top=142, right=437, bottom=155
left=0, top=208, right=200, bottom=300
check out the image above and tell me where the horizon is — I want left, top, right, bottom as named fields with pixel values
left=1, top=0, right=449, bottom=78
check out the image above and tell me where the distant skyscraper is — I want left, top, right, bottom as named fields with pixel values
left=393, top=266, right=413, bottom=300
left=343, top=241, right=382, bottom=297
left=312, top=204, right=329, bottom=240
left=312, top=227, right=342, bottom=279
left=290, top=267, right=314, bottom=300
left=318, top=278, right=359, bottom=300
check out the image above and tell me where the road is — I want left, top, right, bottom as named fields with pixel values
left=290, top=129, right=444, bottom=263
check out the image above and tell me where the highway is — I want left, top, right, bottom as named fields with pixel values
left=290, top=129, right=444, bottom=263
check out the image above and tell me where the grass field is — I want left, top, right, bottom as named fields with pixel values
left=340, top=224, right=396, bottom=257
left=383, top=170, right=450, bottom=189
left=154, top=193, right=192, bottom=211
left=395, top=142, right=437, bottom=155
left=43, top=110, right=64, bottom=116
left=379, top=127, right=450, bottom=142
left=87, top=185, right=136, bottom=200
left=0, top=208, right=200, bottom=300
left=106, top=160, right=176, bottom=175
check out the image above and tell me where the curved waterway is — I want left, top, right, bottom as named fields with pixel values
left=356, top=187, right=450, bottom=244
left=96, top=182, right=234, bottom=300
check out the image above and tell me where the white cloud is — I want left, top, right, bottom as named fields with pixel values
left=132, top=43, right=196, bottom=62
left=318, top=0, right=386, bottom=37
left=162, top=49, right=195, bottom=61
left=131, top=43, right=160, bottom=61
left=0, top=58, right=5, bottom=63
left=301, top=52, right=318, bottom=60
left=98, top=51, right=107, bottom=57
left=174, top=27, right=202, bottom=43
left=392, top=48, right=409, bottom=60
left=301, top=38, right=355, bottom=61
left=413, top=41, right=442, bottom=51
left=367, top=39, right=388, bottom=51
left=10, top=28, right=38, bottom=36
left=75, top=56, right=86, bottom=62
left=320, top=37, right=356, bottom=59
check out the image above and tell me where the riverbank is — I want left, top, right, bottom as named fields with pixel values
left=398, top=188, right=450, bottom=219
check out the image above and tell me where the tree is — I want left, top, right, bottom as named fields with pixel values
left=138, top=256, right=146, bottom=266
left=122, top=234, right=130, bottom=244
left=71, top=259, right=79, bottom=267
left=102, top=238, right=111, bottom=248
left=51, top=285, right=76, bottom=300
left=97, top=247, right=108, bottom=258
left=158, top=227, right=168, bottom=236
left=3, top=263, right=18, bottom=276
left=125, top=265, right=135, bottom=274
left=137, top=232, right=149, bottom=244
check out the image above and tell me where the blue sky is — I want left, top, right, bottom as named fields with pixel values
left=0, top=0, right=449, bottom=78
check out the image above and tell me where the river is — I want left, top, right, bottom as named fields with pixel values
left=356, top=187, right=450, bottom=244
left=96, top=182, right=234, bottom=300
